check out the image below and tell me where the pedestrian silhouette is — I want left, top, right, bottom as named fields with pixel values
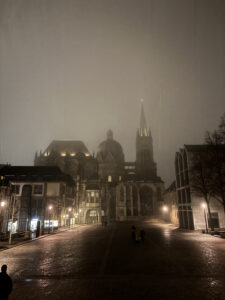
left=140, top=229, right=145, bottom=242
left=0, top=265, right=13, bottom=300
left=131, top=225, right=137, bottom=243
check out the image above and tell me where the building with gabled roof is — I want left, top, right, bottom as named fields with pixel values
left=0, top=165, right=75, bottom=235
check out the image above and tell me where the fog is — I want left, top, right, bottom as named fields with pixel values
left=0, top=0, right=224, bottom=186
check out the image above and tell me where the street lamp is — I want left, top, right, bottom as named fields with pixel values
left=201, top=203, right=208, bottom=233
left=162, top=205, right=168, bottom=212
left=68, top=208, right=72, bottom=227
left=162, top=205, right=168, bottom=222
left=1, top=201, right=5, bottom=207
left=0, top=201, right=6, bottom=233
left=78, top=209, right=82, bottom=224
left=48, top=205, right=53, bottom=233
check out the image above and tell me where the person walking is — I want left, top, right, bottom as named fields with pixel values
left=0, top=265, right=13, bottom=299
left=140, top=229, right=145, bottom=242
left=131, top=225, right=136, bottom=243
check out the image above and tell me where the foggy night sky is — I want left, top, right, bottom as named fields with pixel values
left=0, top=0, right=225, bottom=187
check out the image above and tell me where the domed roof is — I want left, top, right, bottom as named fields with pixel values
left=97, top=130, right=124, bottom=163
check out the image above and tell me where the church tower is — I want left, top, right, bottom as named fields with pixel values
left=136, top=101, right=157, bottom=180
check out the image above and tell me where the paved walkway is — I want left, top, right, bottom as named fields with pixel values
left=0, top=220, right=225, bottom=299
left=0, top=225, right=81, bottom=251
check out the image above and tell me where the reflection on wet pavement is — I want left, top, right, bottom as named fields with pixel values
left=0, top=222, right=225, bottom=299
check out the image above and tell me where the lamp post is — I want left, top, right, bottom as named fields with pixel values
left=201, top=203, right=208, bottom=233
left=48, top=205, right=53, bottom=234
left=162, top=205, right=168, bottom=212
left=9, top=193, right=16, bottom=245
left=0, top=201, right=6, bottom=233
left=68, top=207, right=72, bottom=227
left=79, top=208, right=82, bottom=224
left=162, top=205, right=169, bottom=222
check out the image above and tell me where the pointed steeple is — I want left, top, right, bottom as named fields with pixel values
left=136, top=100, right=156, bottom=180
left=139, top=99, right=149, bottom=137
left=140, top=99, right=147, bottom=129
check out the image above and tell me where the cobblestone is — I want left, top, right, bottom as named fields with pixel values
left=0, top=221, right=224, bottom=299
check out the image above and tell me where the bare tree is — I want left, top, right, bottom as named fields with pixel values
left=205, top=113, right=225, bottom=144
left=204, top=113, right=225, bottom=213
left=218, top=113, right=225, bottom=142
left=189, top=151, right=214, bottom=231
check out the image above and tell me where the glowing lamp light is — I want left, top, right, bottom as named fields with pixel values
left=85, top=153, right=90, bottom=157
left=70, top=153, right=75, bottom=156
left=1, top=201, right=6, bottom=207
left=61, top=152, right=66, bottom=157
left=79, top=209, right=82, bottom=213
left=48, top=205, right=53, bottom=210
left=201, top=203, right=207, bottom=209
left=68, top=208, right=72, bottom=212
left=162, top=205, right=168, bottom=212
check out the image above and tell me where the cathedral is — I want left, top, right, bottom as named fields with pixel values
left=34, top=104, right=164, bottom=224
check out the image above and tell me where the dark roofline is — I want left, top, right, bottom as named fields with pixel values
left=45, top=140, right=90, bottom=153
left=184, top=144, right=225, bottom=152
left=0, top=166, right=62, bottom=175
left=164, top=181, right=176, bottom=193
left=0, top=166, right=74, bottom=186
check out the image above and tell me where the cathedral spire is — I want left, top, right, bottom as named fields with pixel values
left=139, top=99, right=149, bottom=137
left=140, top=99, right=147, bottom=129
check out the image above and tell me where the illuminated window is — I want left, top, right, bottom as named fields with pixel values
left=90, top=192, right=95, bottom=203
left=85, top=153, right=90, bottom=157
left=96, top=192, right=99, bottom=197
left=108, top=175, right=112, bottom=182
left=70, top=153, right=75, bottom=156
left=44, top=152, right=48, bottom=157
left=89, top=210, right=97, bottom=216
left=61, top=152, right=66, bottom=157
left=119, top=176, right=122, bottom=181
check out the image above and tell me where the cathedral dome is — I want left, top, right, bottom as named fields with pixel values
left=97, top=130, right=124, bottom=163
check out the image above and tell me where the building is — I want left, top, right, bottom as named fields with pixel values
left=175, top=145, right=225, bottom=230
left=35, top=103, right=164, bottom=224
left=162, top=181, right=179, bottom=226
left=35, top=140, right=98, bottom=180
left=0, top=166, right=75, bottom=234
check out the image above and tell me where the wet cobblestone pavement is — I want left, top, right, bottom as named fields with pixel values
left=0, top=221, right=225, bottom=299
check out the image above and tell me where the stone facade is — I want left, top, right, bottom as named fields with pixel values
left=34, top=103, right=164, bottom=224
